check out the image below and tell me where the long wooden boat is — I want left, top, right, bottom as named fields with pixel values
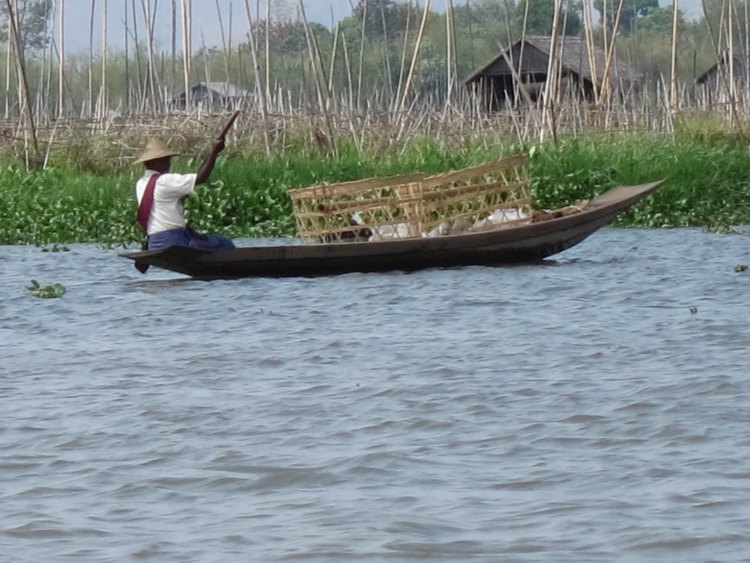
left=120, top=180, right=664, bottom=279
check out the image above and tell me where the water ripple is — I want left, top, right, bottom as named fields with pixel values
left=2, top=229, right=750, bottom=561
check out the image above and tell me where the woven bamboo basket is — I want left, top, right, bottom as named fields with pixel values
left=289, top=154, right=531, bottom=243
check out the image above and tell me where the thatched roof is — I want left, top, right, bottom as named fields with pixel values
left=696, top=50, right=747, bottom=84
left=464, top=35, right=642, bottom=87
left=171, top=81, right=251, bottom=109
left=193, top=82, right=250, bottom=98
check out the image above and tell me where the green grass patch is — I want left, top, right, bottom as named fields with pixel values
left=529, top=133, right=750, bottom=228
left=2, top=132, right=750, bottom=245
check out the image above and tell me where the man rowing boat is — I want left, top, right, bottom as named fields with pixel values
left=133, top=114, right=238, bottom=251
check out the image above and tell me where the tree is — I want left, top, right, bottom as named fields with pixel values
left=635, top=6, right=684, bottom=35
left=243, top=19, right=332, bottom=57
left=352, top=0, right=400, bottom=39
left=452, top=0, right=514, bottom=74
left=514, top=0, right=582, bottom=36
left=594, top=0, right=659, bottom=35
left=0, top=0, right=53, bottom=51
left=454, top=0, right=514, bottom=44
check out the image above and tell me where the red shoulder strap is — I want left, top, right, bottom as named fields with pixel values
left=137, top=174, right=161, bottom=234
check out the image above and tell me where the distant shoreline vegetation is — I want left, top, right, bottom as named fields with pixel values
left=0, top=0, right=734, bottom=120
left=2, top=0, right=749, bottom=247
left=1, top=125, right=749, bottom=246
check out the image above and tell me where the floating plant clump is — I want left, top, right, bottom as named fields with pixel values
left=40, top=244, right=70, bottom=252
left=26, top=280, right=66, bottom=299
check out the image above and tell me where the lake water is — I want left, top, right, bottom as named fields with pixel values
left=2, top=228, right=750, bottom=562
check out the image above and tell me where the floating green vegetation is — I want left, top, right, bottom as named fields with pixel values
left=40, top=244, right=70, bottom=252
left=26, top=280, right=67, bottom=299
left=528, top=134, right=750, bottom=229
left=2, top=132, right=750, bottom=245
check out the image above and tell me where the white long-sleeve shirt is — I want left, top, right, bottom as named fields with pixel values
left=135, top=170, right=197, bottom=235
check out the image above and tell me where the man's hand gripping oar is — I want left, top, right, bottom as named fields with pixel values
left=195, top=110, right=240, bottom=185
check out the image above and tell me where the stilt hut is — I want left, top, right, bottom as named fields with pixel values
left=463, top=36, right=642, bottom=110
left=696, top=50, right=747, bottom=104
left=171, top=82, right=251, bottom=110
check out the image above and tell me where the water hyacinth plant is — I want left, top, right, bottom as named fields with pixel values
left=26, top=280, right=67, bottom=298
left=4, top=128, right=750, bottom=246
left=1, top=0, right=750, bottom=248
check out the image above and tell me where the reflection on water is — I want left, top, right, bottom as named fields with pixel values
left=2, top=228, right=750, bottom=562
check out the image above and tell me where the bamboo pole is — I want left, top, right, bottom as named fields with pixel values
left=88, top=0, right=95, bottom=116
left=728, top=0, right=735, bottom=104
left=582, top=0, right=598, bottom=105
left=100, top=0, right=108, bottom=122
left=181, top=0, right=191, bottom=109
left=541, top=0, right=563, bottom=143
left=449, top=0, right=458, bottom=105
left=328, top=22, right=340, bottom=109
left=340, top=30, right=361, bottom=148
left=445, top=0, right=454, bottom=106
left=556, top=3, right=570, bottom=106
left=140, top=0, right=160, bottom=112
left=237, top=40, right=246, bottom=104
left=724, top=0, right=744, bottom=132
left=305, top=3, right=333, bottom=107
left=598, top=0, right=626, bottom=107
left=124, top=0, right=130, bottom=113
left=670, top=0, right=679, bottom=111
left=265, top=0, right=271, bottom=104
left=171, top=0, right=176, bottom=99
left=132, top=0, right=143, bottom=112
left=602, top=0, right=608, bottom=63
left=393, top=0, right=412, bottom=113
left=356, top=0, right=366, bottom=110
left=42, top=0, right=54, bottom=119
left=341, top=26, right=355, bottom=110
left=58, top=0, right=65, bottom=116
left=228, top=3, right=234, bottom=97
left=5, top=0, right=39, bottom=159
left=744, top=0, right=749, bottom=101
left=519, top=0, right=531, bottom=108
left=244, top=0, right=271, bottom=155
left=299, top=0, right=337, bottom=156
left=399, top=0, right=431, bottom=113
left=466, top=0, right=475, bottom=71
left=214, top=0, right=231, bottom=81
left=300, top=8, right=324, bottom=111
left=4, top=11, right=10, bottom=119
left=379, top=0, right=393, bottom=99
left=34, top=15, right=45, bottom=119
left=200, top=29, right=210, bottom=90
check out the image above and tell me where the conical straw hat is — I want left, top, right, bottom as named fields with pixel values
left=134, top=138, right=179, bottom=164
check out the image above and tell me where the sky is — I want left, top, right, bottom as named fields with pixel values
left=59, top=0, right=356, bottom=53
left=58, top=0, right=703, bottom=55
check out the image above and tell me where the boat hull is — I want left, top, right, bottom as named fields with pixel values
left=120, top=180, right=664, bottom=279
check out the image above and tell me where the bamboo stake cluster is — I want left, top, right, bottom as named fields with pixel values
left=2, top=0, right=750, bottom=164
